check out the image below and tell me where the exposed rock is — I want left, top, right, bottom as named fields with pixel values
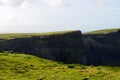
left=0, top=31, right=86, bottom=63
left=0, top=30, right=120, bottom=66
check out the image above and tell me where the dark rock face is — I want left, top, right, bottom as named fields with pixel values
left=0, top=30, right=120, bottom=66
left=0, top=31, right=86, bottom=64
left=83, top=30, right=120, bottom=66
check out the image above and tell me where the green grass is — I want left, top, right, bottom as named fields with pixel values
left=84, top=28, right=120, bottom=35
left=0, top=28, right=120, bottom=39
left=0, top=52, right=120, bottom=80
left=0, top=30, right=76, bottom=40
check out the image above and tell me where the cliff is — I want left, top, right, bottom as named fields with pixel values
left=0, top=31, right=86, bottom=64
left=0, top=29, right=120, bottom=66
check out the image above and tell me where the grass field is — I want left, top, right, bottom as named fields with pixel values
left=84, top=28, right=120, bottom=34
left=0, top=52, right=120, bottom=80
left=0, top=30, right=76, bottom=40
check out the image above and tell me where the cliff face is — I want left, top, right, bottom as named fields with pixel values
left=0, top=30, right=120, bottom=66
left=0, top=31, right=86, bottom=64
left=83, top=30, right=120, bottom=66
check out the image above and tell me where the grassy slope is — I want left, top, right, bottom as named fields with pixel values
left=0, top=28, right=120, bottom=39
left=84, top=28, right=120, bottom=34
left=0, top=30, right=76, bottom=40
left=0, top=52, right=120, bottom=80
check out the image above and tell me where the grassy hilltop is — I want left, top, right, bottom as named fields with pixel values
left=0, top=30, right=75, bottom=40
left=85, top=28, right=120, bottom=34
left=0, top=52, right=120, bottom=80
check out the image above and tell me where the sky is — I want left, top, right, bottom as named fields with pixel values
left=0, top=0, right=120, bottom=33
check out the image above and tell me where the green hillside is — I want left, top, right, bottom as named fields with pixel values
left=0, top=52, right=120, bottom=80
left=0, top=28, right=120, bottom=40
left=85, top=28, right=120, bottom=34
left=0, top=30, right=75, bottom=40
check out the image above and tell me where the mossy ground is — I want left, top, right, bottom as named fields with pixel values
left=0, top=52, right=120, bottom=80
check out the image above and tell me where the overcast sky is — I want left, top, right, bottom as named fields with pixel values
left=0, top=0, right=120, bottom=33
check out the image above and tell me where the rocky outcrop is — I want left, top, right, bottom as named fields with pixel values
left=0, top=30, right=120, bottom=66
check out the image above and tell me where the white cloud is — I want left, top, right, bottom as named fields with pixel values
left=0, top=0, right=31, bottom=7
left=43, top=0, right=64, bottom=8
left=0, top=0, right=65, bottom=8
left=96, top=0, right=104, bottom=7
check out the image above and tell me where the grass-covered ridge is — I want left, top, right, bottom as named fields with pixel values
left=0, top=28, right=120, bottom=39
left=0, top=30, right=76, bottom=40
left=84, top=28, right=120, bottom=35
left=0, top=52, right=120, bottom=80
